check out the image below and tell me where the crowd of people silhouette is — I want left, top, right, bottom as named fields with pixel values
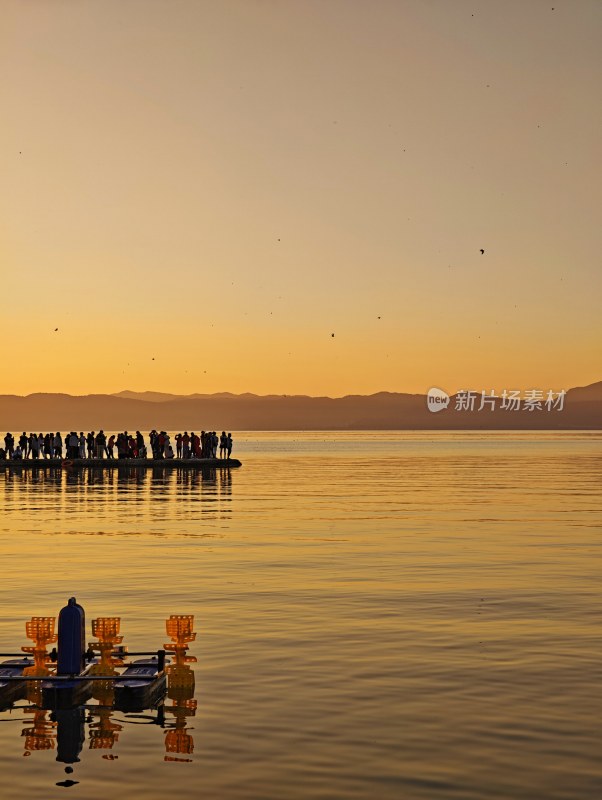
left=0, top=430, right=233, bottom=461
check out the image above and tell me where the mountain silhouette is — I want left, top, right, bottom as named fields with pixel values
left=0, top=382, right=600, bottom=430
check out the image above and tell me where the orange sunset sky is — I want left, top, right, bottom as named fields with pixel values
left=2, top=1, right=601, bottom=397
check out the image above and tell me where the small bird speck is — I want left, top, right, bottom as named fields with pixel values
left=331, top=333, right=335, bottom=338
left=480, top=249, right=485, bottom=254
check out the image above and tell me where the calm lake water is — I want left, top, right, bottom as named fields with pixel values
left=0, top=431, right=601, bottom=799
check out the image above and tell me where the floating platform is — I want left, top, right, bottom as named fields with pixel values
left=0, top=601, right=198, bottom=766
left=114, top=657, right=168, bottom=711
left=0, top=457, right=241, bottom=469
left=0, top=601, right=195, bottom=714
left=41, top=669, right=95, bottom=709
left=0, top=658, right=33, bottom=709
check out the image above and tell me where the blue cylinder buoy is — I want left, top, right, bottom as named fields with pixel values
left=57, top=598, right=86, bottom=675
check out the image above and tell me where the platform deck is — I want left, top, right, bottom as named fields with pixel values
left=0, top=457, right=241, bottom=469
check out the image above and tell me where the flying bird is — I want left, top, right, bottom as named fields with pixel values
left=480, top=249, right=485, bottom=254
left=331, top=333, right=335, bottom=338
left=54, top=328, right=58, bottom=332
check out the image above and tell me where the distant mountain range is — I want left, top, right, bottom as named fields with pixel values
left=0, top=382, right=600, bottom=430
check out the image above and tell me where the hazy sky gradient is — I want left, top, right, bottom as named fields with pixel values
left=2, top=0, right=601, bottom=396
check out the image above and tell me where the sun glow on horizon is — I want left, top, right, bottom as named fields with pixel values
left=2, top=1, right=600, bottom=396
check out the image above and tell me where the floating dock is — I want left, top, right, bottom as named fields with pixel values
left=0, top=657, right=33, bottom=709
left=0, top=600, right=197, bottom=765
left=0, top=457, right=241, bottom=469
left=0, top=599, right=196, bottom=713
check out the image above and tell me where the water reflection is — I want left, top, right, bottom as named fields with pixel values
left=1, top=464, right=233, bottom=486
left=4, top=664, right=198, bottom=784
left=88, top=698, right=122, bottom=751
left=22, top=707, right=56, bottom=755
left=0, top=465, right=234, bottom=534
